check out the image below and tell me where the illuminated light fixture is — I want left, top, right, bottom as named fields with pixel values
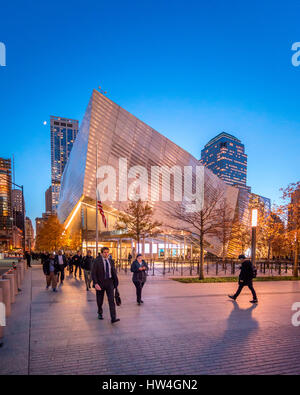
left=251, top=209, right=258, bottom=227
left=65, top=201, right=82, bottom=230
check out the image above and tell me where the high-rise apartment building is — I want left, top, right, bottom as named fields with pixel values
left=200, top=132, right=250, bottom=191
left=12, top=188, right=25, bottom=230
left=25, top=217, right=34, bottom=250
left=45, top=186, right=52, bottom=213
left=50, top=115, right=79, bottom=212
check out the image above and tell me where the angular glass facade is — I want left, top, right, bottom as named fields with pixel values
left=58, top=90, right=239, bottom=257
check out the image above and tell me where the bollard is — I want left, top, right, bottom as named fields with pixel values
left=12, top=269, right=19, bottom=293
left=18, top=261, right=25, bottom=279
left=0, top=288, right=4, bottom=341
left=16, top=264, right=23, bottom=287
left=2, top=274, right=16, bottom=303
left=0, top=279, right=11, bottom=317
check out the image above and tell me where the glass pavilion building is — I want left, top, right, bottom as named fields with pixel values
left=57, top=90, right=239, bottom=259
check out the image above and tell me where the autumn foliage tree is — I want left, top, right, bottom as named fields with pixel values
left=230, top=219, right=251, bottom=256
left=280, top=182, right=300, bottom=277
left=35, top=215, right=66, bottom=252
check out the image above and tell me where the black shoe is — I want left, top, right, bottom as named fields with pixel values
left=98, top=314, right=103, bottom=320
left=46, top=285, right=49, bottom=289
left=228, top=295, right=236, bottom=300
left=250, top=299, right=258, bottom=304
left=140, top=300, right=144, bottom=303
left=111, top=318, right=120, bottom=324
left=137, top=301, right=141, bottom=305
left=86, top=288, right=89, bottom=291
left=53, top=288, right=57, bottom=292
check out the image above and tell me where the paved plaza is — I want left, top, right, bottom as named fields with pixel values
left=1, top=262, right=300, bottom=375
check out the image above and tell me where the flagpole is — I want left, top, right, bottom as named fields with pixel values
left=96, top=143, right=99, bottom=257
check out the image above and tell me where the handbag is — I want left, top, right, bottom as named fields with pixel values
left=115, top=288, right=121, bottom=306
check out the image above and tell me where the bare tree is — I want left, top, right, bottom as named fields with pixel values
left=115, top=199, right=162, bottom=255
left=170, top=187, right=224, bottom=279
left=215, top=198, right=234, bottom=261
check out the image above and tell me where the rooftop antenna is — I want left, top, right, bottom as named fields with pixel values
left=98, top=86, right=107, bottom=95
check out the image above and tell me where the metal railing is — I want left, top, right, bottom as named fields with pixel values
left=115, top=258, right=300, bottom=277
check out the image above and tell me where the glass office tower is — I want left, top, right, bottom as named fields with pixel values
left=50, top=116, right=79, bottom=212
left=200, top=132, right=250, bottom=191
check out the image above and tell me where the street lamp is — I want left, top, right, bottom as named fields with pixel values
left=251, top=208, right=258, bottom=267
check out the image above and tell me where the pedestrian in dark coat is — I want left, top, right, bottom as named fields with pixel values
left=72, top=251, right=83, bottom=278
left=131, top=254, right=149, bottom=305
left=82, top=250, right=94, bottom=291
left=43, top=253, right=59, bottom=291
left=24, top=251, right=31, bottom=268
left=54, top=250, right=67, bottom=284
left=229, top=255, right=258, bottom=303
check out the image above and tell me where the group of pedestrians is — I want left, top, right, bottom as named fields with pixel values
left=40, top=247, right=149, bottom=324
left=40, top=248, right=257, bottom=325
left=41, top=250, right=94, bottom=292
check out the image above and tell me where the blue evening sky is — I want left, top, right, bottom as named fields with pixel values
left=1, top=0, right=300, bottom=230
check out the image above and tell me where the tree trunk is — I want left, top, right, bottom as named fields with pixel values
left=199, top=237, right=204, bottom=280
left=293, top=240, right=299, bottom=277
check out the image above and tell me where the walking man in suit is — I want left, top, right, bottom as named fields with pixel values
left=91, top=246, right=120, bottom=324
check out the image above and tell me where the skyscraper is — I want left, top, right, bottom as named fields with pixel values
left=200, top=132, right=250, bottom=191
left=45, top=185, right=52, bottom=213
left=25, top=217, right=34, bottom=250
left=50, top=115, right=79, bottom=212
left=11, top=189, right=25, bottom=231
left=0, top=158, right=12, bottom=250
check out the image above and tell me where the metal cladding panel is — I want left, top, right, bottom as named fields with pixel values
left=59, top=89, right=239, bottom=256
left=57, top=98, right=92, bottom=223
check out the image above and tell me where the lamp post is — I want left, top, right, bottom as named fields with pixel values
left=251, top=208, right=258, bottom=267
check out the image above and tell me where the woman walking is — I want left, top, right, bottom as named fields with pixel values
left=131, top=254, right=149, bottom=305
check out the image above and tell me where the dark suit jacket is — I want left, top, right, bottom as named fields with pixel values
left=54, top=254, right=67, bottom=269
left=131, top=259, right=149, bottom=283
left=91, top=255, right=119, bottom=289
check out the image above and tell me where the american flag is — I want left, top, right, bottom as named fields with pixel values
left=96, top=189, right=107, bottom=228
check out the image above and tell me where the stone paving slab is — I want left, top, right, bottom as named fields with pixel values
left=1, top=264, right=300, bottom=375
